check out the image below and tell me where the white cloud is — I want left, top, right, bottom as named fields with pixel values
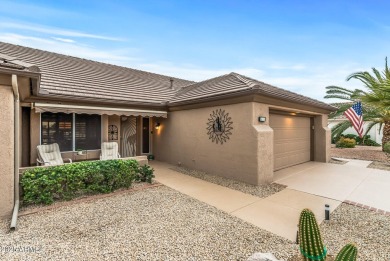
left=51, top=37, right=75, bottom=43
left=0, top=22, right=123, bottom=41
left=0, top=34, right=135, bottom=65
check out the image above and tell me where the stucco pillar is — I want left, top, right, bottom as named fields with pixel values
left=314, top=114, right=330, bottom=162
left=0, top=85, right=15, bottom=218
left=252, top=103, right=273, bottom=184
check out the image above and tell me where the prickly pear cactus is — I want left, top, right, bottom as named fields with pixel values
left=299, top=208, right=327, bottom=261
left=335, top=243, right=357, bottom=261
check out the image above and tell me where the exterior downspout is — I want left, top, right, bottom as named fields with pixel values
left=10, top=74, right=20, bottom=230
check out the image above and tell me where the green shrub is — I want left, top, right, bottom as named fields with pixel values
left=384, top=142, right=390, bottom=153
left=336, top=137, right=356, bottom=148
left=136, top=165, right=155, bottom=183
left=340, top=134, right=380, bottom=146
left=21, top=159, right=139, bottom=205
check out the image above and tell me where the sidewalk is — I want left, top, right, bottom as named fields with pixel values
left=150, top=161, right=340, bottom=241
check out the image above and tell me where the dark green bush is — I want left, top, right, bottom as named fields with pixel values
left=136, top=165, right=155, bottom=183
left=21, top=159, right=140, bottom=205
left=336, top=137, right=356, bottom=148
left=384, top=142, right=390, bottom=154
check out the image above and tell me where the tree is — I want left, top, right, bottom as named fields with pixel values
left=325, top=58, right=390, bottom=150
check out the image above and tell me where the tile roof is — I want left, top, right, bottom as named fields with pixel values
left=170, top=72, right=336, bottom=111
left=0, top=42, right=335, bottom=111
left=0, top=42, right=194, bottom=105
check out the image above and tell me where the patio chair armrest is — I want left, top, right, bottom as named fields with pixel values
left=64, top=158, right=73, bottom=163
left=36, top=158, right=51, bottom=166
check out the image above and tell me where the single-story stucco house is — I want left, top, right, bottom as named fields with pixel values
left=0, top=41, right=336, bottom=218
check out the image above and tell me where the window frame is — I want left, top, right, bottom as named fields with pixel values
left=40, top=112, right=102, bottom=152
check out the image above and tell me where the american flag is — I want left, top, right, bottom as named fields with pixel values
left=344, top=101, right=363, bottom=138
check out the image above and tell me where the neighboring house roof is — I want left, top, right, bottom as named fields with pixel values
left=171, top=72, right=336, bottom=111
left=0, top=41, right=335, bottom=111
left=0, top=42, right=194, bottom=105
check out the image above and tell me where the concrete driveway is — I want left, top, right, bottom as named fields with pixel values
left=151, top=159, right=389, bottom=242
left=274, top=159, right=390, bottom=212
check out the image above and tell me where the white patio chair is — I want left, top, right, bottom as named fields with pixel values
left=37, top=143, right=72, bottom=166
left=100, top=142, right=121, bottom=160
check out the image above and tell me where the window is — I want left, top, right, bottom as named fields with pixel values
left=41, top=112, right=101, bottom=151
left=41, top=112, right=73, bottom=151
left=75, top=114, right=101, bottom=150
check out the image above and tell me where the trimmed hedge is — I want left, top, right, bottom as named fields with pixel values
left=21, top=159, right=144, bottom=205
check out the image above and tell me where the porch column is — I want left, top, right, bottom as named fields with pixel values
left=0, top=82, right=15, bottom=218
left=314, top=114, right=331, bottom=162
left=252, top=103, right=274, bottom=184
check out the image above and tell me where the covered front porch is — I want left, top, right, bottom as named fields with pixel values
left=21, top=102, right=166, bottom=167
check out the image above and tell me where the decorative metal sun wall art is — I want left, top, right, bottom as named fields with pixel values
left=108, top=125, right=118, bottom=140
left=206, top=109, right=233, bottom=144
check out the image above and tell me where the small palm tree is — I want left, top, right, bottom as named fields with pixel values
left=325, top=58, right=390, bottom=150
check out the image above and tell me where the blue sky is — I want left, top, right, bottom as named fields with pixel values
left=0, top=0, right=389, bottom=101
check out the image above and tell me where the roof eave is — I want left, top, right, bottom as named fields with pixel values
left=168, top=88, right=337, bottom=113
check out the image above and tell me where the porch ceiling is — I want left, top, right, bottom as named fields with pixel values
left=33, top=103, right=167, bottom=118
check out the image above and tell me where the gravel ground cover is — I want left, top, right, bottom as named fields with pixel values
left=0, top=186, right=298, bottom=261
left=320, top=203, right=390, bottom=261
left=172, top=166, right=286, bottom=198
left=367, top=161, right=390, bottom=171
left=330, top=145, right=389, bottom=162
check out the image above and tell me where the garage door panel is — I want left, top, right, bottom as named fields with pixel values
left=270, top=114, right=311, bottom=171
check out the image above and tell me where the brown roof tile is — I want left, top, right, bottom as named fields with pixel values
left=0, top=42, right=335, bottom=111
left=0, top=42, right=194, bottom=105
left=170, top=72, right=336, bottom=111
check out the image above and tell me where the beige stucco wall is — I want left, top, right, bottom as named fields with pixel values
left=154, top=101, right=332, bottom=185
left=0, top=83, right=15, bottom=218
left=102, top=115, right=109, bottom=142
left=154, top=102, right=273, bottom=185
left=252, top=103, right=274, bottom=183
left=30, top=109, right=40, bottom=165
left=314, top=114, right=331, bottom=162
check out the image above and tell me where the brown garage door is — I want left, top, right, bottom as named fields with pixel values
left=270, top=113, right=311, bottom=171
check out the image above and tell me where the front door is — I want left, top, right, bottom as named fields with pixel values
left=120, top=117, right=137, bottom=157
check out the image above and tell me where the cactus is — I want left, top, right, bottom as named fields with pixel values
left=335, top=243, right=357, bottom=261
left=299, top=208, right=327, bottom=261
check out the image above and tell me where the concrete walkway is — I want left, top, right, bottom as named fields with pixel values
left=150, top=161, right=340, bottom=241
left=274, top=159, right=390, bottom=212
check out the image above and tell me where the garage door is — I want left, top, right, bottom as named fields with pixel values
left=270, top=114, right=311, bottom=171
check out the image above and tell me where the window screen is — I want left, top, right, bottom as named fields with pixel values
left=41, top=112, right=73, bottom=151
left=75, top=114, right=101, bottom=150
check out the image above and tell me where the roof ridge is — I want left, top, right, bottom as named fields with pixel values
left=171, top=73, right=232, bottom=98
left=0, top=41, right=194, bottom=83
left=236, top=73, right=334, bottom=108
left=230, top=72, right=258, bottom=88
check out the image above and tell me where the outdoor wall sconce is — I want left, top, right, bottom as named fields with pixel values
left=258, top=116, right=266, bottom=123
left=155, top=122, right=161, bottom=130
